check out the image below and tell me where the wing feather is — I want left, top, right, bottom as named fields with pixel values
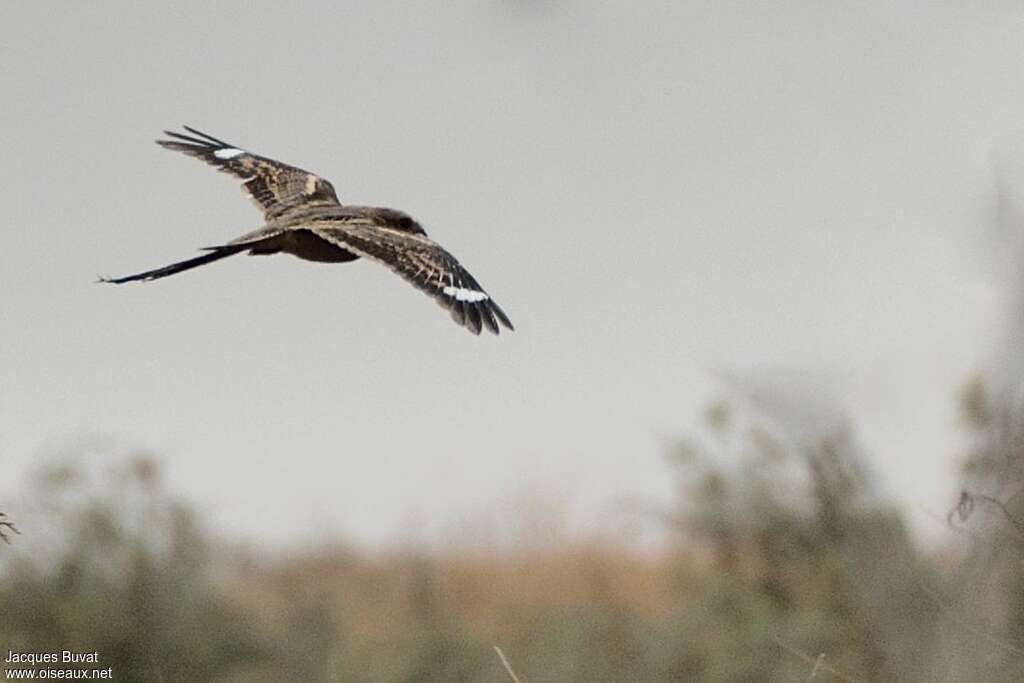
left=312, top=224, right=513, bottom=335
left=157, top=126, right=340, bottom=220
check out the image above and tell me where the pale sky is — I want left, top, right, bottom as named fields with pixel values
left=3, top=1, right=1023, bottom=549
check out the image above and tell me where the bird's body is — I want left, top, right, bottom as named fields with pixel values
left=102, top=127, right=513, bottom=335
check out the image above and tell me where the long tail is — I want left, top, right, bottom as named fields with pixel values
left=98, top=244, right=247, bottom=284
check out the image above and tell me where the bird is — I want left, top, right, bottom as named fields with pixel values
left=101, top=126, right=513, bottom=335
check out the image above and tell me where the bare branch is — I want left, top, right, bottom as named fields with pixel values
left=0, top=511, right=19, bottom=544
left=950, top=490, right=1024, bottom=542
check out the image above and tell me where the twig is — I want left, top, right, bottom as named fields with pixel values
left=773, top=637, right=863, bottom=683
left=921, top=505, right=1024, bottom=559
left=950, top=490, right=1024, bottom=542
left=972, top=493, right=1024, bottom=540
left=494, top=645, right=523, bottom=683
left=0, top=512, right=19, bottom=544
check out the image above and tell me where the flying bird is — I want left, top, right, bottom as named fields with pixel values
left=101, top=126, right=513, bottom=335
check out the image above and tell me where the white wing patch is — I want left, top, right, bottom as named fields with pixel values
left=213, top=147, right=246, bottom=160
left=304, top=175, right=319, bottom=195
left=443, top=285, right=489, bottom=302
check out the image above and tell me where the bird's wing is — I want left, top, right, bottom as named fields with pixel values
left=312, top=223, right=514, bottom=335
left=157, top=126, right=340, bottom=220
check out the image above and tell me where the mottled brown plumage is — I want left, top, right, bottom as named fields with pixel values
left=102, top=127, right=513, bottom=335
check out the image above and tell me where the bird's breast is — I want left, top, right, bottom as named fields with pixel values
left=277, top=228, right=359, bottom=263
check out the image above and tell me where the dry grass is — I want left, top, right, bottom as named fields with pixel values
left=494, top=646, right=523, bottom=683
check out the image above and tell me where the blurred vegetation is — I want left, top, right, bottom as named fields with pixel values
left=0, top=458, right=271, bottom=681
left=930, top=374, right=1024, bottom=683
left=3, top=383, right=1024, bottom=681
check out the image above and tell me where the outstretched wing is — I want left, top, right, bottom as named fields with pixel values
left=157, top=126, right=340, bottom=220
left=313, top=224, right=513, bottom=335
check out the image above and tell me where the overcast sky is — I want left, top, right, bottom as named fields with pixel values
left=3, top=1, right=1024, bottom=549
